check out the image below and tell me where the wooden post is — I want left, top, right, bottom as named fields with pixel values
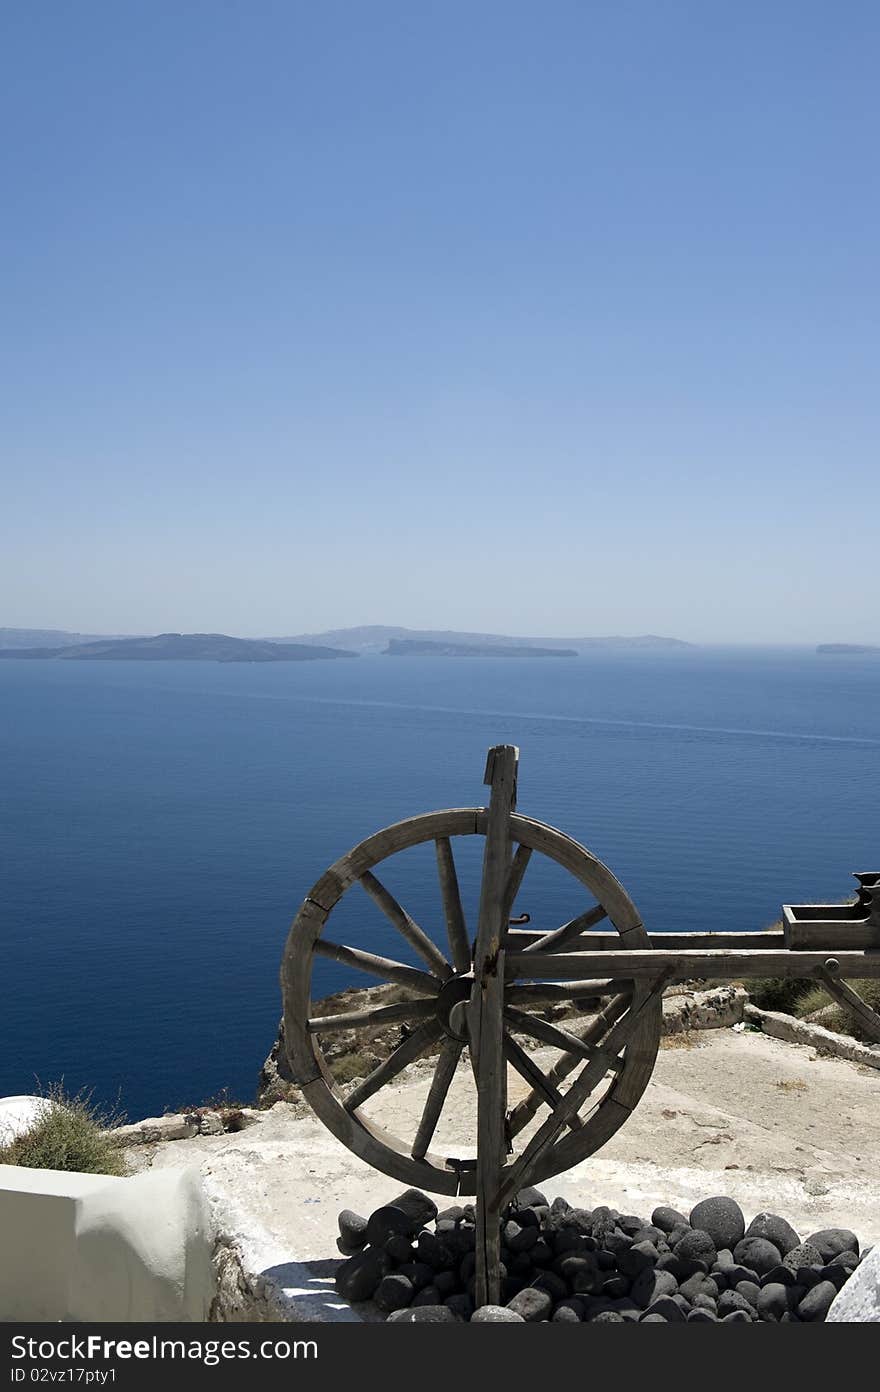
left=470, top=744, right=519, bottom=1308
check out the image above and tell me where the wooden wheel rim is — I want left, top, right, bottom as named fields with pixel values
left=281, top=808, right=660, bottom=1196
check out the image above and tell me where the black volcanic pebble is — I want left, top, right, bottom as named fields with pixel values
left=688, top=1308, right=719, bottom=1322
left=396, top=1261, right=434, bottom=1291
left=722, top=1310, right=751, bottom=1323
left=337, top=1210, right=368, bottom=1250
left=744, top=1212, right=800, bottom=1256
left=689, top=1198, right=745, bottom=1251
left=652, top=1206, right=689, bottom=1233
left=387, top=1306, right=457, bottom=1323
left=366, top=1190, right=438, bottom=1248
left=797, top=1281, right=838, bottom=1321
left=552, top=1305, right=582, bottom=1323
left=640, top=1314, right=668, bottom=1323
left=631, top=1268, right=678, bottom=1309
left=507, top=1287, right=553, bottom=1321
left=643, top=1297, right=685, bottom=1322
left=512, top=1187, right=549, bottom=1212
left=718, top=1290, right=753, bottom=1316
left=412, top=1285, right=442, bottom=1307
left=679, top=1273, right=719, bottom=1303
left=335, top=1247, right=390, bottom=1302
left=760, top=1264, right=795, bottom=1288
left=757, top=1283, right=790, bottom=1322
left=674, top=1229, right=716, bottom=1267
left=733, top=1237, right=783, bottom=1276
left=384, top=1234, right=413, bottom=1264
left=782, top=1243, right=823, bottom=1276
left=374, top=1274, right=414, bottom=1313
left=433, top=1270, right=458, bottom=1297
left=619, top=1241, right=659, bottom=1277
left=471, top=1305, right=525, bottom=1322
left=807, top=1229, right=859, bottom=1262
left=445, top=1293, right=475, bottom=1320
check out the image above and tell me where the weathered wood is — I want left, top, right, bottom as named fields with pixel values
left=782, top=904, right=880, bottom=951
left=412, top=1037, right=465, bottom=1159
left=506, top=990, right=632, bottom=1139
left=508, top=928, right=786, bottom=951
left=495, top=973, right=671, bottom=1208
left=313, top=938, right=440, bottom=994
left=521, top=903, right=608, bottom=954
left=507, top=948, right=880, bottom=981
left=471, top=744, right=518, bottom=1308
left=435, top=837, right=471, bottom=973
left=282, top=766, right=662, bottom=1200
left=506, top=979, right=628, bottom=1006
left=307, top=998, right=438, bottom=1033
left=816, top=969, right=880, bottom=1045
left=501, top=844, right=532, bottom=924
left=504, top=1004, right=620, bottom=1066
left=502, top=1031, right=581, bottom=1125
left=343, top=1020, right=444, bottom=1112
left=359, top=870, right=452, bottom=979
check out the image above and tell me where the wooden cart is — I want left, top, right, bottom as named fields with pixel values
left=281, top=745, right=880, bottom=1307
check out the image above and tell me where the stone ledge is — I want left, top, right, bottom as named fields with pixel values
left=745, top=1004, right=880, bottom=1070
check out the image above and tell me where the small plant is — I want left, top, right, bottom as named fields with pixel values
left=774, top=1078, right=807, bottom=1092
left=332, top=1051, right=375, bottom=1084
left=794, top=979, right=880, bottom=1043
left=0, top=1084, right=126, bottom=1176
left=747, top=976, right=814, bottom=1014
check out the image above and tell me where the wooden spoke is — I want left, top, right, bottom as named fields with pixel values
left=504, top=1005, right=621, bottom=1068
left=435, top=837, right=471, bottom=973
left=816, top=968, right=880, bottom=1045
left=521, top=903, right=608, bottom=954
left=308, top=998, right=438, bottom=1034
left=506, top=979, right=628, bottom=1008
left=501, top=844, right=532, bottom=923
left=506, top=990, right=631, bottom=1141
left=343, top=1020, right=444, bottom=1113
left=359, top=871, right=453, bottom=979
left=313, top=939, right=440, bottom=995
left=495, top=972, right=671, bottom=1208
left=503, top=1031, right=582, bottom=1129
left=412, top=1037, right=465, bottom=1159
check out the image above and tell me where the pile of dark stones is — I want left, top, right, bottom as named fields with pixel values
left=334, top=1187, right=869, bottom=1322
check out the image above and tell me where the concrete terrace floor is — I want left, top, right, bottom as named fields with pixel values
left=128, top=1028, right=880, bottom=1320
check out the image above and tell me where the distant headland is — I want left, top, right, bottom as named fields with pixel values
left=269, top=626, right=695, bottom=656
left=816, top=644, right=880, bottom=655
left=384, top=638, right=577, bottom=658
left=0, top=633, right=355, bottom=663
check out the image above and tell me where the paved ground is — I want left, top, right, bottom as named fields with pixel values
left=129, top=1028, right=880, bottom=1320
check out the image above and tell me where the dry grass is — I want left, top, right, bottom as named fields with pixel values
left=659, top=1030, right=700, bottom=1050
left=0, top=1084, right=125, bottom=1176
left=774, top=1078, right=808, bottom=1093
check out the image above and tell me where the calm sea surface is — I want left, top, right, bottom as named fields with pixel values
left=1, top=649, right=878, bottom=1119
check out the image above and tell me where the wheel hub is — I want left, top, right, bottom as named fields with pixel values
left=436, top=972, right=474, bottom=1041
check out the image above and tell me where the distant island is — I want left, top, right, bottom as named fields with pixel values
left=0, top=633, right=355, bottom=663
left=816, top=644, right=880, bottom=655
left=270, top=625, right=694, bottom=656
left=385, top=638, right=577, bottom=658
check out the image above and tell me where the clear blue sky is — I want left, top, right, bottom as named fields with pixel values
left=2, top=2, right=878, bottom=643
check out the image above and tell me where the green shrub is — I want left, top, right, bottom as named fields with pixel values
left=747, top=977, right=814, bottom=1014
left=793, top=979, right=880, bottom=1042
left=0, top=1084, right=125, bottom=1176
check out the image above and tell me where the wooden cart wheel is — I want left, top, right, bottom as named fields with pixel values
left=281, top=773, right=662, bottom=1202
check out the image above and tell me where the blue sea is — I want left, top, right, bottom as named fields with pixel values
left=2, top=649, right=879, bottom=1121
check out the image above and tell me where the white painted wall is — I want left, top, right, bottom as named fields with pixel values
left=0, top=1163, right=216, bottom=1321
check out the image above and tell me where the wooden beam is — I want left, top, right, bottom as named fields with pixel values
left=816, top=969, right=880, bottom=1045
left=521, top=903, right=608, bottom=954
left=507, top=929, right=786, bottom=951
left=470, top=744, right=518, bottom=1308
left=507, top=949, right=880, bottom=981
left=308, top=998, right=438, bottom=1033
